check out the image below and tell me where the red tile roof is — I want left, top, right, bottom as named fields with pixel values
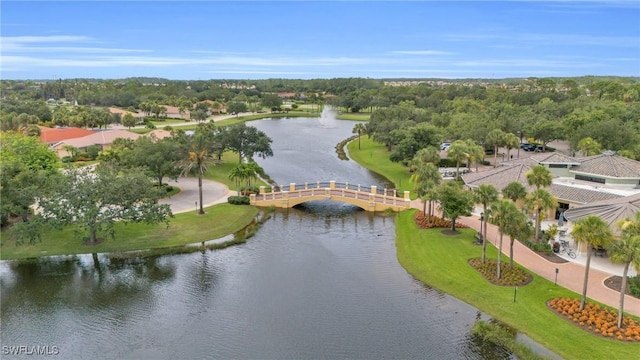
left=38, top=126, right=95, bottom=144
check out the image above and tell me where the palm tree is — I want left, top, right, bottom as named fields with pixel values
left=473, top=184, right=499, bottom=263
left=228, top=165, right=248, bottom=195
left=525, top=188, right=558, bottom=242
left=505, top=210, right=532, bottom=268
left=502, top=181, right=527, bottom=209
left=447, top=140, right=468, bottom=178
left=610, top=213, right=640, bottom=328
left=526, top=165, right=552, bottom=190
left=464, top=140, right=484, bottom=171
left=352, top=123, right=367, bottom=150
left=179, top=123, right=219, bottom=215
left=410, top=161, right=441, bottom=218
left=244, top=161, right=262, bottom=189
left=577, top=137, right=602, bottom=156
left=487, top=199, right=519, bottom=278
left=486, top=129, right=505, bottom=168
left=410, top=147, right=440, bottom=170
left=572, top=215, right=614, bottom=310
left=503, top=133, right=520, bottom=161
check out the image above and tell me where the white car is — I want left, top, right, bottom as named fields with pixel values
left=440, top=142, right=451, bottom=151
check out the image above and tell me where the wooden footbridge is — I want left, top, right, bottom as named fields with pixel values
left=249, top=181, right=411, bottom=212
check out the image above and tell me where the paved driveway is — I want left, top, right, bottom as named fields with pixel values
left=159, top=177, right=231, bottom=214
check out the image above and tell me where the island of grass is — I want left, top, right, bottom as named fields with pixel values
left=347, top=136, right=640, bottom=360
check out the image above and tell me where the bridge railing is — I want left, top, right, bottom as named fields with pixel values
left=279, top=181, right=394, bottom=194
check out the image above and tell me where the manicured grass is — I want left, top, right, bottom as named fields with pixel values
left=395, top=210, right=639, bottom=359
left=150, top=118, right=189, bottom=126
left=202, top=151, right=269, bottom=189
left=0, top=204, right=258, bottom=260
left=336, top=113, right=371, bottom=121
left=346, top=136, right=414, bottom=195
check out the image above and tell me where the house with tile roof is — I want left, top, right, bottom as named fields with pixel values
left=38, top=126, right=95, bottom=145
left=51, top=129, right=141, bottom=157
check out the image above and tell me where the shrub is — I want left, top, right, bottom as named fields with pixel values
left=227, top=196, right=250, bottom=205
left=414, top=212, right=469, bottom=229
left=86, top=145, right=100, bottom=160
left=548, top=297, right=639, bottom=342
left=165, top=185, right=173, bottom=193
left=629, top=276, right=640, bottom=297
left=468, top=258, right=533, bottom=286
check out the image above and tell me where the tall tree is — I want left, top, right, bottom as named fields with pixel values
left=464, top=139, right=485, bottom=171
left=473, top=184, right=499, bottom=263
left=571, top=215, right=614, bottom=310
left=526, top=165, right=552, bottom=190
left=577, top=137, right=602, bottom=156
left=505, top=209, right=532, bottom=268
left=487, top=199, right=519, bottom=278
left=122, top=136, right=184, bottom=186
left=179, top=123, right=220, bottom=215
left=221, top=123, right=274, bottom=164
left=525, top=188, right=558, bottom=242
left=502, top=181, right=527, bottom=208
left=410, top=162, right=441, bottom=219
left=352, top=123, right=367, bottom=150
left=503, top=133, right=520, bottom=160
left=610, top=213, right=640, bottom=328
left=14, top=166, right=173, bottom=245
left=435, top=181, right=474, bottom=232
left=486, top=129, right=506, bottom=168
left=447, top=140, right=468, bottom=178
left=122, top=113, right=137, bottom=129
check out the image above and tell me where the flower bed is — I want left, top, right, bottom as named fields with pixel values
left=468, top=258, right=533, bottom=286
left=548, top=297, right=640, bottom=342
left=414, top=212, right=468, bottom=229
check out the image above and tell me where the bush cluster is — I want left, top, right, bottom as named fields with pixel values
left=548, top=298, right=640, bottom=342
left=227, top=196, right=250, bottom=205
left=414, top=212, right=469, bottom=229
left=468, top=258, right=533, bottom=286
left=521, top=238, right=553, bottom=254
left=335, top=135, right=358, bottom=160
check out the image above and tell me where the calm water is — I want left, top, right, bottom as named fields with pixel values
left=1, top=117, right=523, bottom=359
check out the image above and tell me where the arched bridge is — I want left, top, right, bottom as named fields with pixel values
left=249, top=181, right=411, bottom=212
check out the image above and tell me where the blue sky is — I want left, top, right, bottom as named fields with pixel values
left=1, top=1, right=639, bottom=80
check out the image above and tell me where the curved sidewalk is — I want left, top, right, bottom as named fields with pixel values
left=409, top=199, right=640, bottom=317
left=159, top=177, right=235, bottom=214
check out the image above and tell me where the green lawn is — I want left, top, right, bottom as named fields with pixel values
left=396, top=211, right=639, bottom=360
left=0, top=204, right=258, bottom=260
left=346, top=136, right=414, bottom=195
left=336, top=113, right=371, bottom=121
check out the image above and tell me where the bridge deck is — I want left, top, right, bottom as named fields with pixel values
left=250, top=181, right=410, bottom=212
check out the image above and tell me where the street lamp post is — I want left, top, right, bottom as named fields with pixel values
left=516, top=131, right=522, bottom=158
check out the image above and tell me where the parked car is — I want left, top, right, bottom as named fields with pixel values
left=520, top=143, right=537, bottom=152
left=440, top=142, right=451, bottom=151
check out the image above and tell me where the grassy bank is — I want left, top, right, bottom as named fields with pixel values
left=346, top=136, right=413, bottom=195
left=1, top=203, right=258, bottom=260
left=346, top=138, right=639, bottom=359
left=396, top=211, right=637, bottom=359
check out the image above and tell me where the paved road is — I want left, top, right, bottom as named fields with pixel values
left=159, top=177, right=234, bottom=214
